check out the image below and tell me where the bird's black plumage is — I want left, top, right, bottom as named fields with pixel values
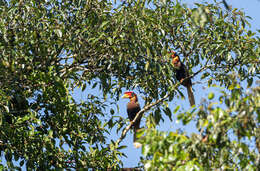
left=175, top=62, right=192, bottom=87
left=127, top=101, right=141, bottom=129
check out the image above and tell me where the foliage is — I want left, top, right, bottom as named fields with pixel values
left=0, top=0, right=259, bottom=169
left=140, top=85, right=260, bottom=170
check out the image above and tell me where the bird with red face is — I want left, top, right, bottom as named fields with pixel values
left=122, top=91, right=142, bottom=148
left=171, top=51, right=195, bottom=106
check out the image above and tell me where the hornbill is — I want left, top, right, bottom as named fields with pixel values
left=122, top=91, right=142, bottom=148
left=171, top=51, right=195, bottom=106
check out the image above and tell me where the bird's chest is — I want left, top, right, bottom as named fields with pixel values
left=175, top=64, right=192, bottom=87
left=127, top=102, right=140, bottom=121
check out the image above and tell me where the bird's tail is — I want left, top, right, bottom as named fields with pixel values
left=133, top=124, right=140, bottom=142
left=187, top=85, right=195, bottom=107
left=133, top=125, right=142, bottom=148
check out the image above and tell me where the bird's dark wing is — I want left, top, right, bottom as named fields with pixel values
left=127, top=102, right=141, bottom=121
left=127, top=101, right=141, bottom=142
left=176, top=62, right=192, bottom=87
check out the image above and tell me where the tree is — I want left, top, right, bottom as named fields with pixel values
left=0, top=0, right=259, bottom=170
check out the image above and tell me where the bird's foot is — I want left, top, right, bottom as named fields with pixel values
left=202, top=135, right=208, bottom=143
left=133, top=142, right=142, bottom=148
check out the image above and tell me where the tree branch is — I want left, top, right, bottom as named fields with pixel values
left=115, top=64, right=213, bottom=146
left=222, top=0, right=230, bottom=11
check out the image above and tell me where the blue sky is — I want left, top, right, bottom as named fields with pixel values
left=116, top=0, right=260, bottom=168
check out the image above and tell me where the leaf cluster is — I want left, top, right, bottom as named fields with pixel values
left=0, top=0, right=259, bottom=169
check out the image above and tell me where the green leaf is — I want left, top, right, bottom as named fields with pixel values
left=82, top=83, right=86, bottom=91
left=163, top=107, right=172, bottom=121
left=247, top=77, right=253, bottom=87
left=173, top=105, right=180, bottom=114
left=145, top=61, right=150, bottom=71
left=117, top=145, right=127, bottom=150
left=3, top=105, right=9, bottom=112
left=142, top=144, right=151, bottom=157
left=49, top=130, right=53, bottom=138
left=110, top=108, right=115, bottom=115
left=208, top=92, right=215, bottom=100
left=100, top=21, right=110, bottom=28
left=201, top=72, right=210, bottom=79
left=154, top=108, right=161, bottom=124
left=20, top=160, right=24, bottom=167
left=54, top=29, right=62, bottom=38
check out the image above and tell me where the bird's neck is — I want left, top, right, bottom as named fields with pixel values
left=174, top=61, right=183, bottom=70
left=130, top=96, right=138, bottom=103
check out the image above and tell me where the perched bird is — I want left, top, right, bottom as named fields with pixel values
left=122, top=91, right=142, bottom=148
left=171, top=51, right=195, bottom=106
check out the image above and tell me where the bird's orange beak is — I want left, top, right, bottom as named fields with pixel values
left=122, top=94, right=130, bottom=98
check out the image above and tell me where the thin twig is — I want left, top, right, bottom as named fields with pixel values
left=222, top=0, right=230, bottom=11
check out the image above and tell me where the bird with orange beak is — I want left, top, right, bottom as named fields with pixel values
left=171, top=51, right=195, bottom=106
left=122, top=91, right=142, bottom=148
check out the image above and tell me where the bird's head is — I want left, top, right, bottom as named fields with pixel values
left=170, top=51, right=181, bottom=69
left=122, top=91, right=138, bottom=102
